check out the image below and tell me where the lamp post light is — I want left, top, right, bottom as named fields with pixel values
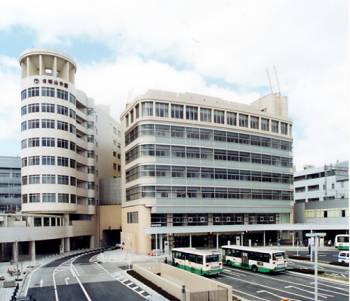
left=306, top=232, right=326, bottom=301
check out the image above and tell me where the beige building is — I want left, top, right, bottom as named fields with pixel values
left=121, top=90, right=293, bottom=254
left=18, top=48, right=121, bottom=255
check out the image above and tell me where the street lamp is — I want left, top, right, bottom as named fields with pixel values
left=306, top=232, right=326, bottom=301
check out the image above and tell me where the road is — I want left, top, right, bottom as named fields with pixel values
left=287, top=249, right=341, bottom=263
left=217, top=265, right=349, bottom=301
left=26, top=250, right=148, bottom=301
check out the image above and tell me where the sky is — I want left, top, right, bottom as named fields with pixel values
left=0, top=0, right=348, bottom=169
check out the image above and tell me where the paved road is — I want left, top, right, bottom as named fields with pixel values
left=26, top=250, right=147, bottom=301
left=287, top=250, right=342, bottom=263
left=217, top=265, right=349, bottom=301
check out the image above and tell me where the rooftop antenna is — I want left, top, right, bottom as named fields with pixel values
left=273, top=65, right=281, bottom=96
left=265, top=68, right=274, bottom=94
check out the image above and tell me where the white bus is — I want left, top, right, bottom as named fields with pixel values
left=335, top=234, right=349, bottom=251
left=222, top=245, right=287, bottom=273
left=171, top=248, right=223, bottom=276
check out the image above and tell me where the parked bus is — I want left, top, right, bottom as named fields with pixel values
left=335, top=234, right=349, bottom=250
left=171, top=248, right=223, bottom=276
left=222, top=245, right=287, bottom=273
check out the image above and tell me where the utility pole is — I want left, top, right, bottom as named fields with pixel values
left=306, top=232, right=326, bottom=301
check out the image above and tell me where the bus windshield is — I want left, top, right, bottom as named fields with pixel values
left=206, top=255, right=219, bottom=263
left=273, top=252, right=285, bottom=260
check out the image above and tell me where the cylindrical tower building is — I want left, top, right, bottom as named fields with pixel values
left=19, top=49, right=96, bottom=217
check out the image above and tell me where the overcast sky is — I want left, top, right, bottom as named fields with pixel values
left=0, top=0, right=348, bottom=169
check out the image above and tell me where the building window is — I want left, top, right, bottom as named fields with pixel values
left=113, top=163, right=117, bottom=170
left=155, top=102, right=169, bottom=117
left=27, top=137, right=39, bottom=147
left=130, top=109, right=134, bottom=123
left=261, top=118, right=270, bottom=131
left=28, top=119, right=40, bottom=129
left=272, top=120, right=279, bottom=133
left=57, top=121, right=68, bottom=131
left=22, top=176, right=27, bottom=185
left=57, top=193, right=69, bottom=203
left=308, top=185, right=319, bottom=191
left=41, top=119, right=55, bottom=129
left=57, top=105, right=68, bottom=116
left=28, top=87, right=39, bottom=97
left=250, top=116, right=259, bottom=129
left=213, top=110, right=224, bottom=124
left=57, top=175, right=69, bottom=185
left=324, top=210, right=328, bottom=218
left=171, top=104, right=184, bottom=119
left=69, top=93, right=76, bottom=104
left=21, top=157, right=27, bottom=167
left=135, top=104, right=140, bottom=119
left=21, top=106, right=27, bottom=116
left=28, top=156, right=40, bottom=166
left=200, top=108, right=212, bottom=122
left=21, top=89, right=27, bottom=100
left=21, top=121, right=27, bottom=131
left=57, top=157, right=68, bottom=166
left=42, top=174, right=55, bottom=184
left=42, top=156, right=55, bottom=165
left=42, top=193, right=56, bottom=203
left=57, top=89, right=68, bottom=100
left=28, top=103, right=40, bottom=113
left=28, top=175, right=40, bottom=184
left=41, top=103, right=55, bottom=113
left=57, top=139, right=68, bottom=149
left=239, top=114, right=248, bottom=127
left=127, top=211, right=139, bottom=224
left=226, top=112, right=237, bottom=126
left=29, top=193, right=40, bottom=203
left=295, top=186, right=306, bottom=193
left=281, top=122, right=288, bottom=135
left=186, top=106, right=198, bottom=120
left=41, top=87, right=55, bottom=97
left=142, top=101, right=153, bottom=116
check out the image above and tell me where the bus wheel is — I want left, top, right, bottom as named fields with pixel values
left=251, top=265, right=258, bottom=273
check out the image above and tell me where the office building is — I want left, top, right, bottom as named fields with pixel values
left=18, top=48, right=120, bottom=254
left=0, top=156, right=21, bottom=213
left=294, top=161, right=348, bottom=224
left=121, top=90, right=294, bottom=254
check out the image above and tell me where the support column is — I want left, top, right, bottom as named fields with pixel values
left=292, top=232, right=295, bottom=247
left=189, top=234, right=192, bottom=248
left=64, top=237, right=70, bottom=252
left=12, top=241, right=18, bottom=264
left=39, top=55, right=43, bottom=75
left=263, top=231, right=266, bottom=247
left=60, top=238, right=65, bottom=254
left=29, top=241, right=36, bottom=265
left=90, top=236, right=95, bottom=249
left=26, top=56, right=30, bottom=77
left=216, top=233, right=219, bottom=250
left=53, top=56, right=57, bottom=77
left=160, top=235, right=163, bottom=252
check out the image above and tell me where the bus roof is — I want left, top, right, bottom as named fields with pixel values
left=172, top=248, right=219, bottom=256
left=221, top=245, right=285, bottom=254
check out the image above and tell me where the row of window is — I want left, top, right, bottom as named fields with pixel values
left=21, top=174, right=95, bottom=188
left=21, top=87, right=75, bottom=103
left=126, top=164, right=292, bottom=184
left=22, top=193, right=95, bottom=205
left=21, top=118, right=94, bottom=133
left=126, top=185, right=293, bottom=201
left=21, top=156, right=95, bottom=174
left=0, top=193, right=21, bottom=199
left=125, top=124, right=292, bottom=151
left=125, top=101, right=291, bottom=135
left=304, top=208, right=347, bottom=218
left=21, top=103, right=76, bottom=119
left=21, top=137, right=95, bottom=152
left=126, top=144, right=293, bottom=168
left=151, top=213, right=276, bottom=226
left=295, top=184, right=320, bottom=193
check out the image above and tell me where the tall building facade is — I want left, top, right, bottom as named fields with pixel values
left=294, top=161, right=348, bottom=224
left=121, top=90, right=294, bottom=254
left=0, top=156, right=21, bottom=213
left=19, top=49, right=120, bottom=250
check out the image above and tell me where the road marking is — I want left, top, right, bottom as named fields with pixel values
left=223, top=269, right=243, bottom=277
left=285, top=286, right=333, bottom=298
left=257, top=290, right=301, bottom=301
left=71, top=253, right=93, bottom=301
left=224, top=266, right=349, bottom=296
left=65, top=277, right=70, bottom=285
left=232, top=288, right=270, bottom=301
left=223, top=273, right=314, bottom=300
left=310, top=282, right=349, bottom=292
left=40, top=279, right=43, bottom=288
left=24, top=264, right=41, bottom=296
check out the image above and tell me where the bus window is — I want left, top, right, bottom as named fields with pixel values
left=196, top=255, right=203, bottom=264
left=206, top=255, right=219, bottom=263
left=273, top=252, right=285, bottom=260
left=262, top=253, right=271, bottom=263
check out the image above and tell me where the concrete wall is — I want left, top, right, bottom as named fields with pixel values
left=96, top=204, right=121, bottom=244
left=133, top=262, right=232, bottom=301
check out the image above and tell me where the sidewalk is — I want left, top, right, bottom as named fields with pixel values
left=97, top=249, right=166, bottom=265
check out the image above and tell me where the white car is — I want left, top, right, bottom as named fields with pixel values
left=337, top=251, right=349, bottom=263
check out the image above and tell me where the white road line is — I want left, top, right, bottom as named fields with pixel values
left=71, top=253, right=93, bottom=301
left=285, top=285, right=333, bottom=298
left=224, top=266, right=349, bottom=296
left=257, top=290, right=302, bottom=301
left=232, top=288, right=271, bottom=301
left=310, top=281, right=349, bottom=292
left=40, top=279, right=43, bottom=288
left=223, top=273, right=314, bottom=300
left=24, top=265, right=41, bottom=296
left=65, top=277, right=70, bottom=285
